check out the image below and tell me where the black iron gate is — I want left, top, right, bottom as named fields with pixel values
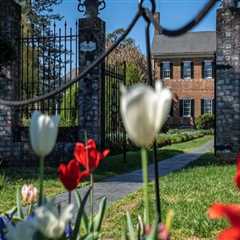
left=15, top=22, right=81, bottom=144
left=103, top=62, right=126, bottom=152
left=14, top=22, right=127, bottom=156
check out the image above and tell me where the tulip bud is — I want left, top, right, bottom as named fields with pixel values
left=21, top=184, right=38, bottom=204
left=29, top=111, right=60, bottom=158
left=120, top=81, right=172, bottom=147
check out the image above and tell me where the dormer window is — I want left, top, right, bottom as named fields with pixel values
left=161, top=61, right=173, bottom=80
left=203, top=60, right=213, bottom=79
left=181, top=61, right=193, bottom=80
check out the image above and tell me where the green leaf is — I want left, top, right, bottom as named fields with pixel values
left=82, top=232, right=99, bottom=240
left=126, top=212, right=137, bottom=240
left=121, top=226, right=128, bottom=240
left=137, top=215, right=144, bottom=239
left=71, top=187, right=92, bottom=240
left=93, top=197, right=107, bottom=232
left=74, top=190, right=89, bottom=233
left=16, top=188, right=24, bottom=219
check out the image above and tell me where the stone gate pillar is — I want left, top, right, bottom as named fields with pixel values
left=78, top=0, right=105, bottom=147
left=0, top=0, right=21, bottom=163
left=216, top=2, right=240, bottom=159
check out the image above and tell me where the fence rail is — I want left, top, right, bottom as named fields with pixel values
left=17, top=22, right=80, bottom=127
left=103, top=62, right=126, bottom=150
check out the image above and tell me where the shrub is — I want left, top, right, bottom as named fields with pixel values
left=195, top=113, right=215, bottom=130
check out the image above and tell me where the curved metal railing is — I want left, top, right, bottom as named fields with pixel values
left=0, top=0, right=219, bottom=106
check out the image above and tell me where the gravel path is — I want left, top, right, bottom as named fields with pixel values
left=55, top=140, right=213, bottom=213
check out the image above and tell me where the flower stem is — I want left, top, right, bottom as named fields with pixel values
left=38, top=156, right=45, bottom=206
left=68, top=191, right=72, bottom=232
left=141, top=148, right=150, bottom=225
left=90, top=173, right=94, bottom=232
left=153, top=142, right=161, bottom=222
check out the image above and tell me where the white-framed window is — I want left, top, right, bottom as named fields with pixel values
left=162, top=61, right=171, bottom=79
left=204, top=60, right=213, bottom=79
left=202, top=98, right=213, bottom=114
left=182, top=61, right=192, bottom=80
left=183, top=99, right=192, bottom=117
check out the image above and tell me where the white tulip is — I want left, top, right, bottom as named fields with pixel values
left=30, top=111, right=60, bottom=158
left=33, top=203, right=73, bottom=239
left=120, top=80, right=172, bottom=147
left=6, top=221, right=36, bottom=240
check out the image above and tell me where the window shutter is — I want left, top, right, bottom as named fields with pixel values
left=212, top=61, right=215, bottom=79
left=181, top=62, right=184, bottom=79
left=180, top=100, right=183, bottom=117
left=201, top=99, right=204, bottom=115
left=202, top=61, right=205, bottom=79
left=191, top=62, right=194, bottom=79
left=170, top=100, right=174, bottom=116
left=212, top=99, right=215, bottom=114
left=191, top=99, right=195, bottom=117
left=170, top=62, right=173, bottom=79
left=160, top=62, right=163, bottom=80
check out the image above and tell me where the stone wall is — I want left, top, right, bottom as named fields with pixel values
left=0, top=0, right=21, bottom=164
left=78, top=17, right=105, bottom=148
left=216, top=6, right=240, bottom=158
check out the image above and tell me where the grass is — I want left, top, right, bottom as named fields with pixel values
left=102, top=152, right=238, bottom=240
left=95, top=135, right=213, bottom=180
left=0, top=135, right=213, bottom=214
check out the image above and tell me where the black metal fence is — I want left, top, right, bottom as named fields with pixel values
left=18, top=22, right=80, bottom=127
left=103, top=62, right=126, bottom=151
left=14, top=22, right=127, bottom=150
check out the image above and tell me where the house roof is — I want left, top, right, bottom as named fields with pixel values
left=152, top=31, right=216, bottom=56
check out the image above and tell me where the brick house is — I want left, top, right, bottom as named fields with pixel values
left=152, top=14, right=216, bottom=127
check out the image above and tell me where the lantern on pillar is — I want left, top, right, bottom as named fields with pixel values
left=78, top=0, right=106, bottom=17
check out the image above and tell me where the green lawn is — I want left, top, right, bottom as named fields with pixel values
left=102, top=152, right=238, bottom=240
left=0, top=135, right=213, bottom=214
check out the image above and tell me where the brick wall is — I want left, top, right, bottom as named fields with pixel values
left=154, top=57, right=214, bottom=127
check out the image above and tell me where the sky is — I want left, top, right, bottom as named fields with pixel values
left=54, top=0, right=220, bottom=53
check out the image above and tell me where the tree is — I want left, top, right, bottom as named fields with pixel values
left=14, top=0, right=65, bottom=100
left=15, top=0, right=63, bottom=34
left=106, top=28, right=147, bottom=84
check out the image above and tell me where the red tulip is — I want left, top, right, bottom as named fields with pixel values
left=74, top=139, right=109, bottom=174
left=208, top=203, right=240, bottom=240
left=235, top=152, right=240, bottom=190
left=58, top=159, right=89, bottom=191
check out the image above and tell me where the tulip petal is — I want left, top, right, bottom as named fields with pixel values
left=218, top=227, right=240, bottom=240
left=208, top=204, right=240, bottom=227
left=235, top=152, right=240, bottom=189
left=29, top=111, right=59, bottom=158
left=121, top=84, right=156, bottom=147
left=154, top=87, right=172, bottom=132
left=120, top=82, right=172, bottom=147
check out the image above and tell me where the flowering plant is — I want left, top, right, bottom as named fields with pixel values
left=120, top=81, right=172, bottom=239
left=0, top=111, right=109, bottom=240
left=0, top=81, right=173, bottom=240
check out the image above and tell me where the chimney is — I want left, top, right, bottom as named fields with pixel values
left=154, top=12, right=160, bottom=35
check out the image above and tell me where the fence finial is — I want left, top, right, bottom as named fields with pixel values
left=78, top=0, right=106, bottom=17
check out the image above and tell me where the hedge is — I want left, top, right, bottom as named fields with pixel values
left=156, top=129, right=213, bottom=147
